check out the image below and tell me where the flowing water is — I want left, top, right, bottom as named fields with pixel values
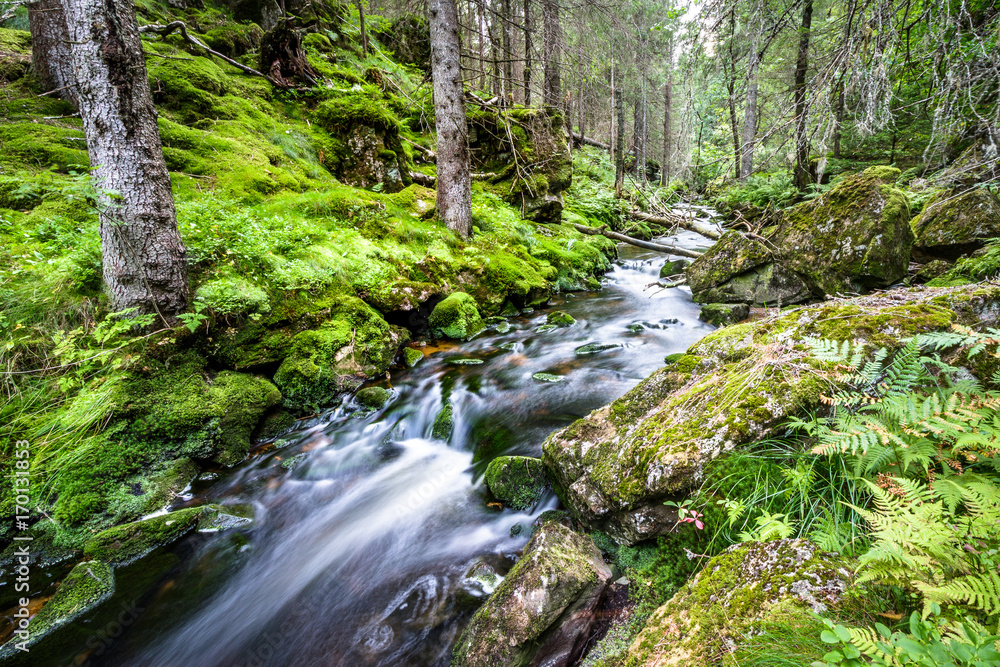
left=92, top=231, right=714, bottom=667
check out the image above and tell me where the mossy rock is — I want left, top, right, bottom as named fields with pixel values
left=432, top=403, right=454, bottom=440
left=687, top=168, right=913, bottom=305
left=911, top=188, right=1000, bottom=261
left=627, top=539, right=852, bottom=666
left=0, top=560, right=114, bottom=659
left=532, top=372, right=564, bottom=383
left=699, top=303, right=749, bottom=327
left=452, top=522, right=612, bottom=667
left=273, top=297, right=405, bottom=413
left=356, top=386, right=391, bottom=410
left=81, top=506, right=206, bottom=566
left=484, top=456, right=547, bottom=511
left=659, top=259, right=689, bottom=279
left=546, top=310, right=576, bottom=327
left=429, top=292, right=485, bottom=340
left=402, top=347, right=424, bottom=367
left=543, top=286, right=985, bottom=544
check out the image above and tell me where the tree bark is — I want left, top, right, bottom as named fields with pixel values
left=726, top=11, right=741, bottom=177
left=356, top=0, right=368, bottom=56
left=27, top=0, right=77, bottom=106
left=793, top=0, right=814, bottom=190
left=740, top=44, right=760, bottom=181
left=630, top=210, right=720, bottom=241
left=541, top=0, right=560, bottom=106
left=523, top=0, right=532, bottom=105
left=428, top=0, right=472, bottom=237
left=60, top=0, right=188, bottom=318
left=661, top=69, right=672, bottom=186
left=614, top=91, right=625, bottom=197
left=501, top=0, right=513, bottom=102
left=577, top=72, right=585, bottom=143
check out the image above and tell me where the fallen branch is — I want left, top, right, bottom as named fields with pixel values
left=650, top=278, right=687, bottom=289
left=139, top=21, right=282, bottom=87
left=572, top=132, right=609, bottom=150
left=409, top=171, right=435, bottom=187
left=571, top=223, right=702, bottom=259
left=402, top=136, right=436, bottom=162
left=630, top=210, right=721, bottom=241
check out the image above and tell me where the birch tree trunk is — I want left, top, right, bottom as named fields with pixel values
left=793, top=0, right=814, bottom=190
left=541, top=0, right=560, bottom=106
left=60, top=0, right=188, bottom=317
left=27, top=0, right=77, bottom=106
left=428, top=0, right=472, bottom=237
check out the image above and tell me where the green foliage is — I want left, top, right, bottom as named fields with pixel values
left=814, top=607, right=1000, bottom=667
left=717, top=171, right=798, bottom=209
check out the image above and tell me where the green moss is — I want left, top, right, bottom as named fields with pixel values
left=403, top=347, right=424, bottom=367
left=356, top=386, right=391, bottom=409
left=428, top=292, right=485, bottom=340
left=0, top=561, right=114, bottom=656
left=484, top=456, right=547, bottom=510
left=432, top=403, right=454, bottom=440
left=860, top=165, right=902, bottom=182
left=82, top=506, right=205, bottom=566
left=546, top=310, right=576, bottom=327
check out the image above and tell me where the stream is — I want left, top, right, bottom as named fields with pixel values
left=91, top=230, right=714, bottom=667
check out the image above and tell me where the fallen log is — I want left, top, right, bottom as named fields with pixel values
left=572, top=132, right=609, bottom=150
left=571, top=223, right=702, bottom=259
left=409, top=171, right=435, bottom=187
left=630, top=210, right=721, bottom=241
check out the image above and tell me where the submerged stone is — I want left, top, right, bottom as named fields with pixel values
left=575, top=342, right=622, bottom=356
left=0, top=561, right=115, bottom=659
left=536, top=324, right=559, bottom=333
left=699, top=303, right=750, bottom=327
left=626, top=323, right=645, bottom=332
left=484, top=456, right=547, bottom=510
left=547, top=310, right=576, bottom=327
left=447, top=357, right=485, bottom=366
left=452, top=522, right=613, bottom=667
left=532, top=372, right=564, bottom=383
left=429, top=292, right=485, bottom=340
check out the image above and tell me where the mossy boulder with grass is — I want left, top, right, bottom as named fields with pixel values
left=0, top=560, right=114, bottom=659
left=452, top=522, right=613, bottom=667
left=484, top=456, right=547, bottom=510
left=356, top=386, right=391, bottom=410
left=627, top=539, right=852, bottom=666
left=543, top=286, right=986, bottom=544
left=273, top=297, right=406, bottom=412
left=698, top=303, right=749, bottom=327
left=687, top=167, right=912, bottom=306
left=547, top=310, right=576, bottom=327
left=911, top=188, right=1000, bottom=261
left=429, top=292, right=485, bottom=340
left=81, top=506, right=205, bottom=566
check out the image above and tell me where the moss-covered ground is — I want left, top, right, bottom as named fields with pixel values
left=0, top=1, right=615, bottom=557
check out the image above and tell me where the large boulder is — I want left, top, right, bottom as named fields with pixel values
left=688, top=166, right=912, bottom=305
left=911, top=188, right=1000, bottom=260
left=452, top=521, right=613, bottom=667
left=627, top=540, right=852, bottom=667
left=543, top=285, right=1000, bottom=544
left=484, top=456, right=547, bottom=510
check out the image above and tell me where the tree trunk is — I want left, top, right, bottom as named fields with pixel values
left=726, top=11, right=741, bottom=178
left=577, top=73, right=585, bottom=144
left=793, top=0, right=814, bottom=190
left=477, top=0, right=486, bottom=90
left=541, top=0, right=560, bottom=106
left=428, top=0, right=472, bottom=237
left=501, top=0, right=513, bottom=102
left=740, top=45, right=760, bottom=181
left=357, top=0, right=368, bottom=56
left=28, top=0, right=77, bottom=106
left=523, top=0, right=532, bottom=105
left=662, top=69, right=672, bottom=186
left=60, top=0, right=188, bottom=318
left=614, top=91, right=625, bottom=197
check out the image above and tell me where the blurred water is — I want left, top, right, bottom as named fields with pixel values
left=98, top=232, right=713, bottom=667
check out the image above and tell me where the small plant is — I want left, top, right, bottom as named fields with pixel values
left=664, top=498, right=705, bottom=530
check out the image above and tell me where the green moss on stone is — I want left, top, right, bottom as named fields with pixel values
left=356, top=386, right=391, bottom=409
left=546, top=310, right=576, bottom=327
left=484, top=456, right=547, bottom=510
left=429, top=292, right=485, bottom=340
